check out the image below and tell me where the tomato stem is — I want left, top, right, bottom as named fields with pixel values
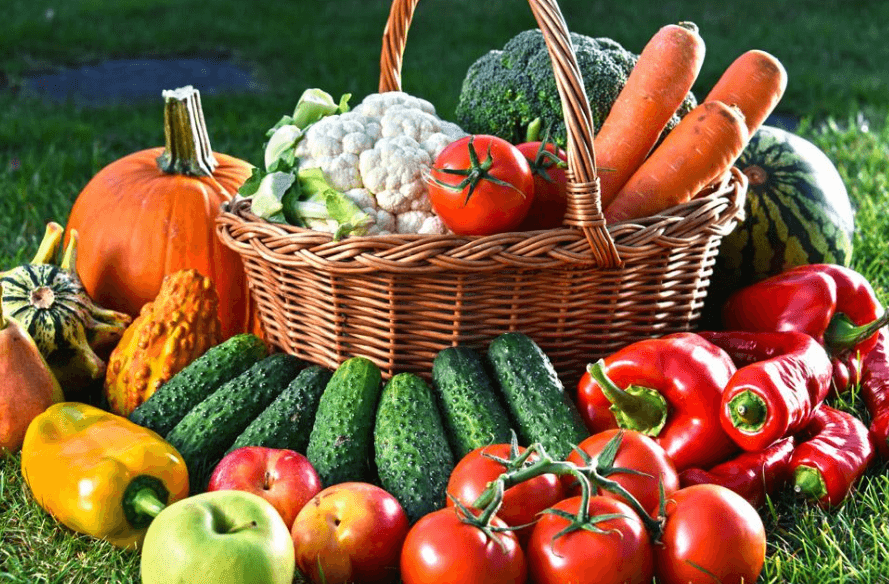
left=427, top=135, right=527, bottom=205
left=470, top=440, right=664, bottom=540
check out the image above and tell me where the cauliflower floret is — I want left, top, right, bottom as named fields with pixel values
left=292, top=91, right=467, bottom=234
left=344, top=188, right=396, bottom=235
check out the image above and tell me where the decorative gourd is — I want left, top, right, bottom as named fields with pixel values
left=104, top=268, right=224, bottom=417
left=65, top=85, right=257, bottom=341
left=0, top=222, right=132, bottom=392
left=704, top=125, right=856, bottom=322
left=0, top=291, right=65, bottom=452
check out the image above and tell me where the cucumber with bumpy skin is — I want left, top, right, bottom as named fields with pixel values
left=487, top=332, right=590, bottom=459
left=431, top=345, right=514, bottom=459
left=128, top=334, right=268, bottom=436
left=227, top=365, right=333, bottom=454
left=166, top=352, right=303, bottom=491
left=374, top=372, right=454, bottom=523
left=306, top=357, right=382, bottom=486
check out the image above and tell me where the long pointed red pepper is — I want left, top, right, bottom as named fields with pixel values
left=789, top=404, right=874, bottom=507
left=721, top=264, right=889, bottom=392
left=578, top=332, right=738, bottom=471
left=678, top=435, right=795, bottom=508
left=860, top=329, right=889, bottom=458
left=699, top=330, right=833, bottom=452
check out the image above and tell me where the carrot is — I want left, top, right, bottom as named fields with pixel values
left=595, top=22, right=706, bottom=209
left=603, top=100, right=748, bottom=223
left=705, top=49, right=788, bottom=136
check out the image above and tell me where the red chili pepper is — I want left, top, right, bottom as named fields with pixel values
left=789, top=405, right=874, bottom=507
left=860, top=329, right=889, bottom=458
left=831, top=352, right=862, bottom=396
left=721, top=264, right=889, bottom=392
left=578, top=332, right=738, bottom=471
left=678, top=435, right=795, bottom=508
left=698, top=330, right=833, bottom=452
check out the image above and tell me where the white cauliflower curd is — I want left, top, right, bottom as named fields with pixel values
left=290, top=91, right=467, bottom=235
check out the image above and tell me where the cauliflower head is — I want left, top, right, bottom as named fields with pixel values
left=293, top=91, right=467, bottom=235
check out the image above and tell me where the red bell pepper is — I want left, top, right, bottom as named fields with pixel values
left=699, top=330, right=833, bottom=452
left=721, top=264, right=889, bottom=392
left=678, top=435, right=795, bottom=508
left=789, top=405, right=874, bottom=507
left=860, top=329, right=889, bottom=458
left=578, top=332, right=738, bottom=471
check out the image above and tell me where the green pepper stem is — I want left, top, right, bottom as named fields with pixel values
left=130, top=488, right=167, bottom=519
left=586, top=360, right=669, bottom=437
left=793, top=464, right=828, bottom=503
left=122, top=475, right=171, bottom=529
left=823, top=311, right=889, bottom=355
left=156, top=86, right=218, bottom=177
left=727, top=390, right=769, bottom=432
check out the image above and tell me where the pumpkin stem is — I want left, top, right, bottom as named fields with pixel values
left=156, top=86, right=219, bottom=177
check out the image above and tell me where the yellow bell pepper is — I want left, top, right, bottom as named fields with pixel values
left=20, top=401, right=189, bottom=549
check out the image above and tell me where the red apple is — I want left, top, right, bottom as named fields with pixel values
left=207, top=446, right=322, bottom=530
left=291, top=482, right=409, bottom=584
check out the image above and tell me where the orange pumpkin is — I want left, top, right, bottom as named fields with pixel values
left=65, top=86, right=258, bottom=340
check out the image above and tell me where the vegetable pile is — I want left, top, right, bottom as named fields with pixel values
left=1, top=14, right=886, bottom=584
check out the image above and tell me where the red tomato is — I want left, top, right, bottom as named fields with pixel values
left=565, top=429, right=680, bottom=516
left=526, top=495, right=654, bottom=584
left=427, top=135, right=534, bottom=235
left=291, top=482, right=409, bottom=584
left=446, top=443, right=565, bottom=543
left=654, top=484, right=766, bottom=584
left=515, top=140, right=568, bottom=230
left=400, top=506, right=527, bottom=584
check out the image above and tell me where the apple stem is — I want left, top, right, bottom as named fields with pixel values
left=227, top=520, right=259, bottom=534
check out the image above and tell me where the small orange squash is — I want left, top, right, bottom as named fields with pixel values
left=104, top=268, right=224, bottom=417
left=65, top=86, right=257, bottom=340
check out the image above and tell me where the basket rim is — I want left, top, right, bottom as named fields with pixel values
left=216, top=167, right=747, bottom=275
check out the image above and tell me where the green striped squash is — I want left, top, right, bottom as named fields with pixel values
left=706, top=125, right=855, bottom=318
left=0, top=224, right=131, bottom=390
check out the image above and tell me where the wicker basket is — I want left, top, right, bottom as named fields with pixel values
left=216, top=0, right=747, bottom=387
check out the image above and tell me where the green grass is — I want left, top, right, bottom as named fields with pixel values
left=1, top=0, right=888, bottom=582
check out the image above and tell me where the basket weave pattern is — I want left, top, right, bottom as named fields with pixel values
left=216, top=0, right=747, bottom=386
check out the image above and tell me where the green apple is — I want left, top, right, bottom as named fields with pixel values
left=140, top=490, right=295, bottom=584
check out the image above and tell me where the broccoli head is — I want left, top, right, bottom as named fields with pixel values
left=455, top=29, right=697, bottom=148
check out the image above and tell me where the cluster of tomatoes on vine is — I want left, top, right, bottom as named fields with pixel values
left=399, top=430, right=767, bottom=584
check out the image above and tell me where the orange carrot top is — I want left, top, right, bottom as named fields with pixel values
left=705, top=49, right=788, bottom=136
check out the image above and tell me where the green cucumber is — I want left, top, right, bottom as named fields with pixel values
left=128, top=333, right=268, bottom=437
left=306, top=357, right=382, bottom=485
left=374, top=372, right=455, bottom=523
left=165, top=352, right=303, bottom=491
left=431, top=346, right=514, bottom=459
left=487, top=332, right=589, bottom=459
left=227, top=365, right=333, bottom=454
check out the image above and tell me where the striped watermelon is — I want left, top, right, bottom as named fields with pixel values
left=703, top=125, right=855, bottom=324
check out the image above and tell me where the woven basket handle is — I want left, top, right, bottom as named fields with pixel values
left=379, top=0, right=621, bottom=267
